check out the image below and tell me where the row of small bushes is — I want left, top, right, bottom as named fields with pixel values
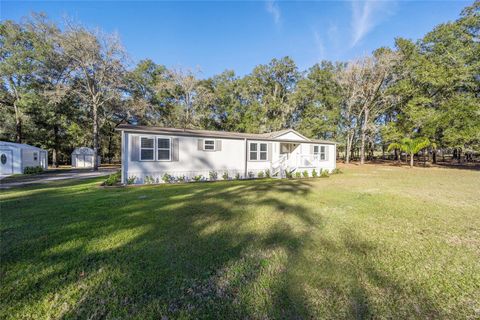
left=288, top=168, right=341, bottom=179
left=23, top=166, right=44, bottom=174
left=120, top=168, right=342, bottom=185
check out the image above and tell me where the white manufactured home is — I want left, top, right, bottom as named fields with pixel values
left=116, top=125, right=337, bottom=184
left=0, top=141, right=48, bottom=175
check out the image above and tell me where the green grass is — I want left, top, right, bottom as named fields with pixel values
left=1, top=165, right=479, bottom=319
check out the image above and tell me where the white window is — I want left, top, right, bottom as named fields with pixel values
left=204, top=139, right=215, bottom=151
left=313, top=146, right=319, bottom=155
left=320, top=146, right=326, bottom=160
left=260, top=143, right=267, bottom=160
left=33, top=152, right=38, bottom=161
left=140, top=137, right=155, bottom=161
left=249, top=143, right=257, bottom=160
left=249, top=142, right=268, bottom=161
left=157, top=138, right=171, bottom=161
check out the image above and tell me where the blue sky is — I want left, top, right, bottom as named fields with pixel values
left=1, top=1, right=471, bottom=77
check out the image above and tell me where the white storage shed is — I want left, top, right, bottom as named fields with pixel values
left=71, top=147, right=100, bottom=168
left=0, top=141, right=48, bottom=175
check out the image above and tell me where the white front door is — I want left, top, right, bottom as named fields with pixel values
left=0, top=150, right=13, bottom=175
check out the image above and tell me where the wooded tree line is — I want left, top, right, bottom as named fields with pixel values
left=1, top=2, right=478, bottom=170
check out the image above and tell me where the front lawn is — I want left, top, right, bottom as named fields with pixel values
left=1, top=165, right=479, bottom=319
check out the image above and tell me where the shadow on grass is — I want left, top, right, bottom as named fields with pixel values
left=1, top=178, right=443, bottom=319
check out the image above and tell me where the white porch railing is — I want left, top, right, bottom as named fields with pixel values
left=296, top=154, right=321, bottom=168
left=270, top=154, right=287, bottom=178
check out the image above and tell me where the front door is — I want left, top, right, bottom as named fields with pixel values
left=279, top=143, right=299, bottom=168
left=0, top=150, right=13, bottom=175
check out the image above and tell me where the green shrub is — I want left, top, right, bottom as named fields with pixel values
left=24, top=166, right=44, bottom=174
left=332, top=168, right=342, bottom=174
left=265, top=169, right=271, bottom=178
left=247, top=171, right=255, bottom=179
left=222, top=172, right=229, bottom=180
left=295, top=171, right=301, bottom=178
left=320, top=169, right=329, bottom=178
left=127, top=176, right=137, bottom=185
left=235, top=173, right=241, bottom=180
left=103, top=171, right=121, bottom=186
left=177, top=175, right=186, bottom=182
left=302, top=170, right=309, bottom=178
left=193, top=175, right=203, bottom=182
left=209, top=171, right=218, bottom=181
left=144, top=176, right=155, bottom=184
left=312, top=169, right=318, bottom=178
left=285, top=170, right=293, bottom=179
left=257, top=171, right=264, bottom=178
left=162, top=173, right=172, bottom=183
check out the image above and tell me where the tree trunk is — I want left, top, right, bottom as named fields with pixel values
left=360, top=109, right=369, bottom=165
left=410, top=153, right=414, bottom=168
left=394, top=149, right=399, bottom=161
left=53, top=125, right=60, bottom=168
left=92, top=103, right=99, bottom=171
left=13, top=101, right=22, bottom=143
left=345, top=133, right=351, bottom=164
left=432, top=150, right=437, bottom=164
left=107, top=131, right=113, bottom=164
left=458, top=148, right=462, bottom=163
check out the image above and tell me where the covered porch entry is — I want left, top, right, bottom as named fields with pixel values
left=270, top=142, right=321, bottom=177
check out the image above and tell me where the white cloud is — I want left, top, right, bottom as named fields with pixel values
left=350, top=1, right=397, bottom=47
left=266, top=0, right=281, bottom=26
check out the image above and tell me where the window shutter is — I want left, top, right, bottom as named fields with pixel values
left=198, top=139, right=204, bottom=151
left=267, top=143, right=272, bottom=161
left=325, top=146, right=329, bottom=161
left=215, top=140, right=222, bottom=151
left=310, top=145, right=314, bottom=154
left=131, top=136, right=139, bottom=161
left=172, top=138, right=179, bottom=161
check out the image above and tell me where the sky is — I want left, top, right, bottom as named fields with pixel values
left=1, top=1, right=472, bottom=77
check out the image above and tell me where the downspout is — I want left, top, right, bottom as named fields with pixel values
left=244, top=138, right=248, bottom=178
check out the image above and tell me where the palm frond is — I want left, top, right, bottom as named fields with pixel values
left=387, top=142, right=401, bottom=152
left=412, top=138, right=431, bottom=154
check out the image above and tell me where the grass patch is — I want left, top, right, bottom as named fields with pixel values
left=1, top=165, right=479, bottom=318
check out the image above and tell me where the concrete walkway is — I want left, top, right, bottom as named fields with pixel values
left=0, top=168, right=117, bottom=189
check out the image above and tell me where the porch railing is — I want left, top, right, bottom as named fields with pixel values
left=296, top=154, right=321, bottom=167
left=270, top=154, right=287, bottom=178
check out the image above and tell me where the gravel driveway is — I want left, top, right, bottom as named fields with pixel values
left=0, top=168, right=117, bottom=189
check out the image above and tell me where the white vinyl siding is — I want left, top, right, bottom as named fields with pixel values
left=140, top=137, right=155, bottom=161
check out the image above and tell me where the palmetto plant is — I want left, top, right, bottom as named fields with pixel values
left=387, top=138, right=432, bottom=168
